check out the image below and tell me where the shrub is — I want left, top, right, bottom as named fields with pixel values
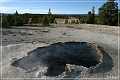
left=65, top=19, right=68, bottom=24
left=41, top=15, right=49, bottom=26
left=1, top=17, right=10, bottom=28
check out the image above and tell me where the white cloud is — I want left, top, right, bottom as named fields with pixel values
left=18, top=9, right=74, bottom=14
left=0, top=6, right=70, bottom=14
left=0, top=7, right=20, bottom=13
left=0, top=6, right=89, bottom=14
left=18, top=9, right=48, bottom=14
left=0, top=6, right=48, bottom=14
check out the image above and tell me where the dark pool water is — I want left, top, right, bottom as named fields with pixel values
left=11, top=42, right=101, bottom=76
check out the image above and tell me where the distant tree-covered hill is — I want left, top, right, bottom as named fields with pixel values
left=0, top=13, right=98, bottom=17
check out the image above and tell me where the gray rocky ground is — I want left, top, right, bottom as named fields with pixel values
left=0, top=24, right=120, bottom=80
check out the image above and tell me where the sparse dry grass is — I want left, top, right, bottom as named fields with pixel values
left=53, top=24, right=119, bottom=36
left=19, top=30, right=26, bottom=35
left=39, top=28, right=49, bottom=32
left=28, top=30, right=34, bottom=35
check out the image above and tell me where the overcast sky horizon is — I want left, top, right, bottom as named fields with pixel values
left=0, top=0, right=119, bottom=14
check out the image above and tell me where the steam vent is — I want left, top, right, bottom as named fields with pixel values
left=11, top=42, right=113, bottom=78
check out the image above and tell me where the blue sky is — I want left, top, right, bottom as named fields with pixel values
left=0, top=0, right=119, bottom=14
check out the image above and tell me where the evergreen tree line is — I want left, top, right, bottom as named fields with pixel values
left=80, top=0, right=119, bottom=26
left=78, top=6, right=96, bottom=24
left=0, top=0, right=119, bottom=28
left=0, top=11, right=55, bottom=28
left=65, top=0, right=119, bottom=26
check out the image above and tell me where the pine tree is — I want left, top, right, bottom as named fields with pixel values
left=41, top=15, right=49, bottom=26
left=91, top=6, right=95, bottom=24
left=119, top=10, right=120, bottom=26
left=98, top=0, right=118, bottom=26
left=47, top=8, right=55, bottom=23
left=71, top=20, right=75, bottom=24
left=65, top=19, right=68, bottom=24
left=87, top=11, right=93, bottom=24
left=48, top=8, right=52, bottom=14
left=22, top=13, right=29, bottom=24
left=87, top=6, right=95, bottom=24
left=13, top=11, right=23, bottom=26
left=75, top=20, right=79, bottom=24
left=80, top=17, right=86, bottom=24
left=48, top=14, right=55, bottom=23
left=31, top=15, right=39, bottom=24
left=6, top=14, right=14, bottom=26
left=0, top=16, right=10, bottom=28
